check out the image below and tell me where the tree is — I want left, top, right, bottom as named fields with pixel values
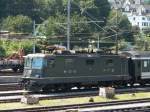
left=143, top=27, right=150, bottom=36
left=1, top=15, right=32, bottom=33
left=37, top=14, right=91, bottom=42
left=131, top=25, right=140, bottom=34
left=81, top=0, right=110, bottom=27
left=36, top=0, right=111, bottom=42
left=105, top=9, right=134, bottom=42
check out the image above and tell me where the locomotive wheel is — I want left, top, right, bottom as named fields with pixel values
left=120, top=81, right=128, bottom=87
left=129, top=80, right=134, bottom=87
left=64, top=84, right=72, bottom=91
left=42, top=85, right=59, bottom=93
left=140, top=82, right=145, bottom=86
left=42, top=85, right=51, bottom=93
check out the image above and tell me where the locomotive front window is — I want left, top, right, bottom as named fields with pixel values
left=32, top=58, right=44, bottom=68
left=25, top=58, right=31, bottom=67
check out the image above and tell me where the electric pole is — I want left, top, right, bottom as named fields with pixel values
left=67, top=0, right=71, bottom=50
left=33, top=20, right=36, bottom=53
left=97, top=33, right=100, bottom=49
left=115, top=4, right=118, bottom=54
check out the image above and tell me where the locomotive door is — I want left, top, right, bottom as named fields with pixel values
left=131, top=59, right=141, bottom=82
left=141, top=59, right=150, bottom=79
left=128, top=58, right=135, bottom=77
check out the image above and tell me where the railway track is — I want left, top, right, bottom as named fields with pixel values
left=0, top=87, right=150, bottom=111
left=1, top=98, right=150, bottom=112
left=0, top=76, right=21, bottom=84
left=0, top=83, right=22, bottom=91
left=1, top=86, right=150, bottom=103
left=0, top=72, right=22, bottom=76
left=0, top=90, right=97, bottom=103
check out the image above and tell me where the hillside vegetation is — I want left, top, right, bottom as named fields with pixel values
left=0, top=0, right=146, bottom=56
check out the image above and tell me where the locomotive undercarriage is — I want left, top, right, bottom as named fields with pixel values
left=21, top=78, right=133, bottom=93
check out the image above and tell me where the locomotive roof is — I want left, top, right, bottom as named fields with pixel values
left=25, top=53, right=120, bottom=58
left=24, top=53, right=50, bottom=58
left=120, top=51, right=150, bottom=59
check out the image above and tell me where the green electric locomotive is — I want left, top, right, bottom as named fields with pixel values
left=21, top=51, right=132, bottom=92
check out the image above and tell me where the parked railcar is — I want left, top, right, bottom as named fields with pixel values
left=21, top=51, right=131, bottom=92
left=121, top=51, right=150, bottom=85
left=0, top=59, right=24, bottom=72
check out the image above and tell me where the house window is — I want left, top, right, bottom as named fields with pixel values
left=147, top=22, right=149, bottom=26
left=133, top=9, right=136, bottom=12
left=142, top=22, right=148, bottom=26
left=142, top=17, right=145, bottom=20
left=116, top=2, right=119, bottom=4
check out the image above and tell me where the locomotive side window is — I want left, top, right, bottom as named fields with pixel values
left=144, top=61, right=148, bottom=67
left=86, top=59, right=95, bottom=65
left=65, top=59, right=73, bottom=67
left=105, top=59, right=114, bottom=66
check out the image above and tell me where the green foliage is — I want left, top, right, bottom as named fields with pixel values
left=1, top=15, right=32, bottom=33
left=0, top=0, right=51, bottom=22
left=0, top=0, right=138, bottom=51
left=0, top=46, right=6, bottom=57
left=37, top=14, right=91, bottom=41
left=142, top=28, right=150, bottom=36
left=80, top=0, right=111, bottom=31
left=105, top=10, right=134, bottom=43
left=0, top=40, right=39, bottom=56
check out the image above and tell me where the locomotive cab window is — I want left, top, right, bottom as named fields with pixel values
left=105, top=59, right=114, bottom=66
left=25, top=57, right=45, bottom=69
left=31, top=57, right=44, bottom=69
left=86, top=59, right=95, bottom=65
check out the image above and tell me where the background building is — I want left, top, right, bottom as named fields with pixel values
left=108, top=0, right=150, bottom=31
